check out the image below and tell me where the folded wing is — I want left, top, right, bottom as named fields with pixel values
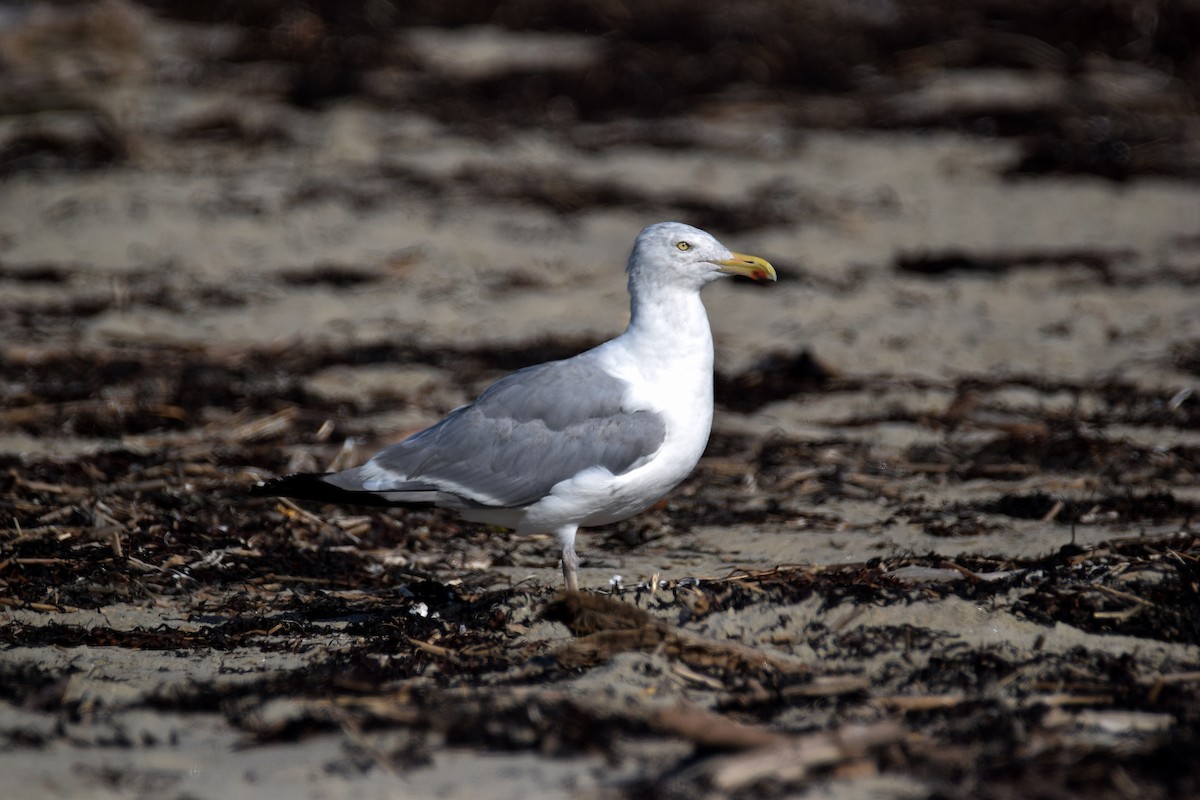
left=324, top=356, right=667, bottom=509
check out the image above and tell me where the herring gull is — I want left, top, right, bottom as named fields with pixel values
left=252, top=222, right=777, bottom=591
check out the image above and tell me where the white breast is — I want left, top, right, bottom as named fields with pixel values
left=512, top=330, right=715, bottom=533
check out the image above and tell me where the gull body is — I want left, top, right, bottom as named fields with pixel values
left=253, top=222, right=776, bottom=590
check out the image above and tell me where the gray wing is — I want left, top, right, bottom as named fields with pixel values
left=342, top=357, right=666, bottom=508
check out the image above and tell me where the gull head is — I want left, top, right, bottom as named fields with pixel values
left=626, top=222, right=777, bottom=291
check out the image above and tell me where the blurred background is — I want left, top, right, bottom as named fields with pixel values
left=2, top=0, right=1198, bottom=443
left=0, top=0, right=1195, bottom=172
left=3, top=4, right=1200, bottom=798
left=4, top=0, right=1200, bottom=177
left=2, top=0, right=1198, bottom=374
left=3, top=0, right=1200, bottom=510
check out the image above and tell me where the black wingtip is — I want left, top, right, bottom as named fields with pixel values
left=251, top=472, right=344, bottom=502
left=249, top=473, right=326, bottom=497
left=249, top=472, right=407, bottom=508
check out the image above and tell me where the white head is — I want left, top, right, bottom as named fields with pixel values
left=626, top=222, right=776, bottom=293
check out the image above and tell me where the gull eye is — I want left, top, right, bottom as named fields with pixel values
left=676, top=241, right=691, bottom=251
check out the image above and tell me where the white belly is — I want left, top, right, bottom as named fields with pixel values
left=513, top=361, right=714, bottom=533
left=460, top=304, right=717, bottom=536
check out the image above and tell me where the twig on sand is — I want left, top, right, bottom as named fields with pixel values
left=701, top=720, right=906, bottom=790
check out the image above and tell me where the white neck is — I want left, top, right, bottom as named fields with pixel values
left=621, top=281, right=715, bottom=377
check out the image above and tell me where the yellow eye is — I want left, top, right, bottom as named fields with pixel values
left=676, top=241, right=691, bottom=251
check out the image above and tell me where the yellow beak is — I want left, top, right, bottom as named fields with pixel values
left=712, top=252, right=777, bottom=282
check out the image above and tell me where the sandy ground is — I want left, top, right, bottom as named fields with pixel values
left=2, top=2, right=1200, bottom=799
